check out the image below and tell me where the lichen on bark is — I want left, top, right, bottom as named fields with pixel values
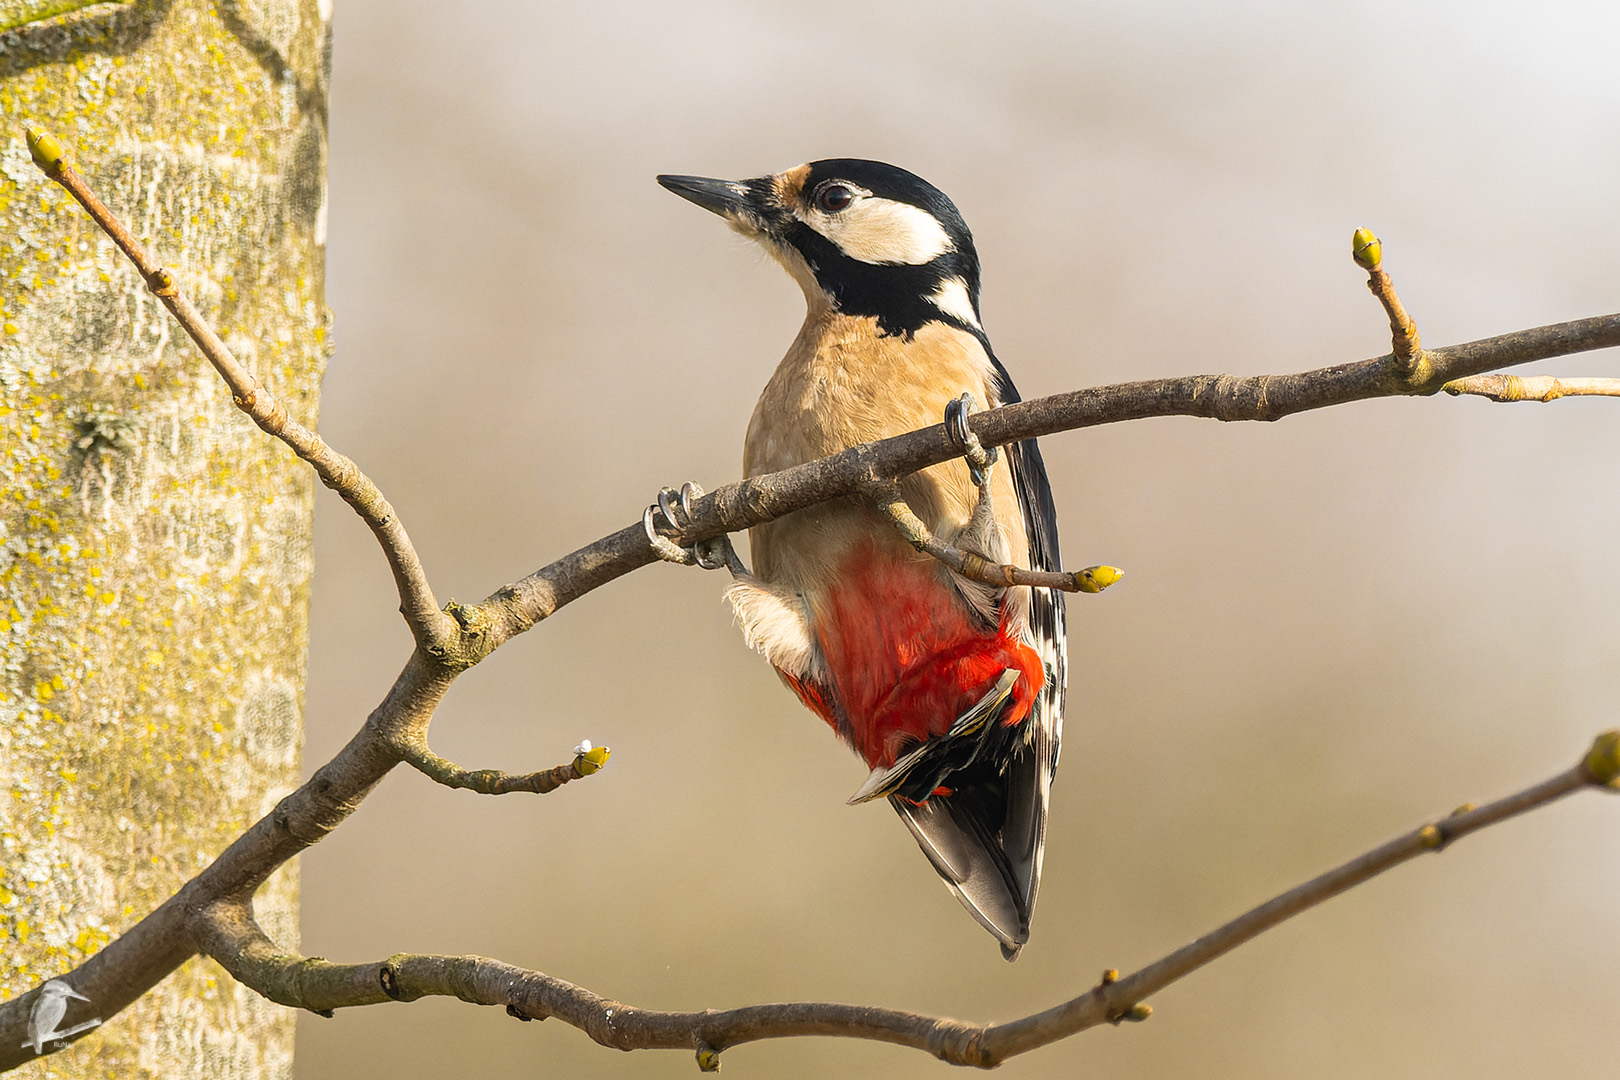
left=1, top=1, right=328, bottom=1075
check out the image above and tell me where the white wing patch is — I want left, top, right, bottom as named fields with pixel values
left=797, top=194, right=954, bottom=266
left=928, top=277, right=981, bottom=328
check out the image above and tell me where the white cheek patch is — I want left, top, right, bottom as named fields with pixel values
left=929, top=277, right=981, bottom=328
left=799, top=196, right=954, bottom=266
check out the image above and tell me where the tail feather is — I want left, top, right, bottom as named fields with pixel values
left=890, top=755, right=1041, bottom=959
left=997, top=731, right=1053, bottom=926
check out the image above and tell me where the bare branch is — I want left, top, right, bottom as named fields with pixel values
left=400, top=740, right=611, bottom=795
left=479, top=310, right=1620, bottom=646
left=170, top=733, right=1620, bottom=1071
left=23, top=128, right=454, bottom=651
left=1443, top=374, right=1620, bottom=402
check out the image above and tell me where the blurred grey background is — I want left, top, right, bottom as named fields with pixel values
left=298, top=2, right=1620, bottom=1077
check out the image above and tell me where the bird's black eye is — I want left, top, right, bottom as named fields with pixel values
left=816, top=183, right=855, bottom=213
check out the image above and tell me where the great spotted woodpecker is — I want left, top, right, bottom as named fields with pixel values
left=652, top=160, right=1068, bottom=959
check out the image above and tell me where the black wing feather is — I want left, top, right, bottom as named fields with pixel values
left=891, top=346, right=1067, bottom=958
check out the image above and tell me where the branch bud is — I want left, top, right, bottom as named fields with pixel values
left=1075, top=565, right=1124, bottom=594
left=1111, top=1002, right=1152, bottom=1024
left=1351, top=228, right=1382, bottom=270
left=1582, top=729, right=1620, bottom=788
left=25, top=127, right=65, bottom=178
left=572, top=740, right=611, bottom=776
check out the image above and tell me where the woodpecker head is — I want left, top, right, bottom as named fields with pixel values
left=658, top=159, right=984, bottom=340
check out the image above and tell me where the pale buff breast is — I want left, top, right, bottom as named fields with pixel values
left=743, top=312, right=1030, bottom=601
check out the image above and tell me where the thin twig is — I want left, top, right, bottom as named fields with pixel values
left=1442, top=374, right=1620, bottom=402
left=1353, top=228, right=1422, bottom=371
left=177, top=733, right=1618, bottom=1071
left=24, top=129, right=453, bottom=651
left=400, top=741, right=609, bottom=795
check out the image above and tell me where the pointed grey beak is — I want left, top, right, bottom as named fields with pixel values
left=656, top=174, right=753, bottom=218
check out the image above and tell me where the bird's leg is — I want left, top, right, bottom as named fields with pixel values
left=870, top=395, right=1125, bottom=595
left=945, top=392, right=1001, bottom=556
left=643, top=481, right=748, bottom=576
left=872, top=481, right=1120, bottom=595
left=945, top=392, right=999, bottom=488
left=646, top=482, right=820, bottom=677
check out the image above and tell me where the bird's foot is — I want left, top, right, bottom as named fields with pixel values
left=643, top=481, right=744, bottom=573
left=944, top=392, right=999, bottom=488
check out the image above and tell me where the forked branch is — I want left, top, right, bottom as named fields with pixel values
left=6, top=128, right=1620, bottom=1072
left=24, top=128, right=453, bottom=651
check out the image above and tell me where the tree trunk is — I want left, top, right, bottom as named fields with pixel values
left=0, top=2, right=327, bottom=1075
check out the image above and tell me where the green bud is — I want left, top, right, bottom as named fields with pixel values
left=25, top=128, right=64, bottom=176
left=1352, top=228, right=1382, bottom=270
left=1076, top=565, right=1124, bottom=594
left=1583, top=729, right=1620, bottom=787
left=573, top=745, right=611, bottom=776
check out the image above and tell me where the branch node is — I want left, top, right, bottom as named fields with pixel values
left=507, top=1003, right=544, bottom=1022
left=445, top=599, right=490, bottom=633
left=1417, top=823, right=1445, bottom=850
left=146, top=267, right=179, bottom=297
left=959, top=1026, right=993, bottom=1068
left=379, top=960, right=404, bottom=1000
left=695, top=1043, right=722, bottom=1072
left=931, top=1021, right=993, bottom=1068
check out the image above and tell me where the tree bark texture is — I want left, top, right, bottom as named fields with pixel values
left=0, top=2, right=327, bottom=1075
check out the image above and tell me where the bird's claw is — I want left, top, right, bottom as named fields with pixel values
left=944, top=392, right=998, bottom=488
left=644, top=481, right=732, bottom=570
